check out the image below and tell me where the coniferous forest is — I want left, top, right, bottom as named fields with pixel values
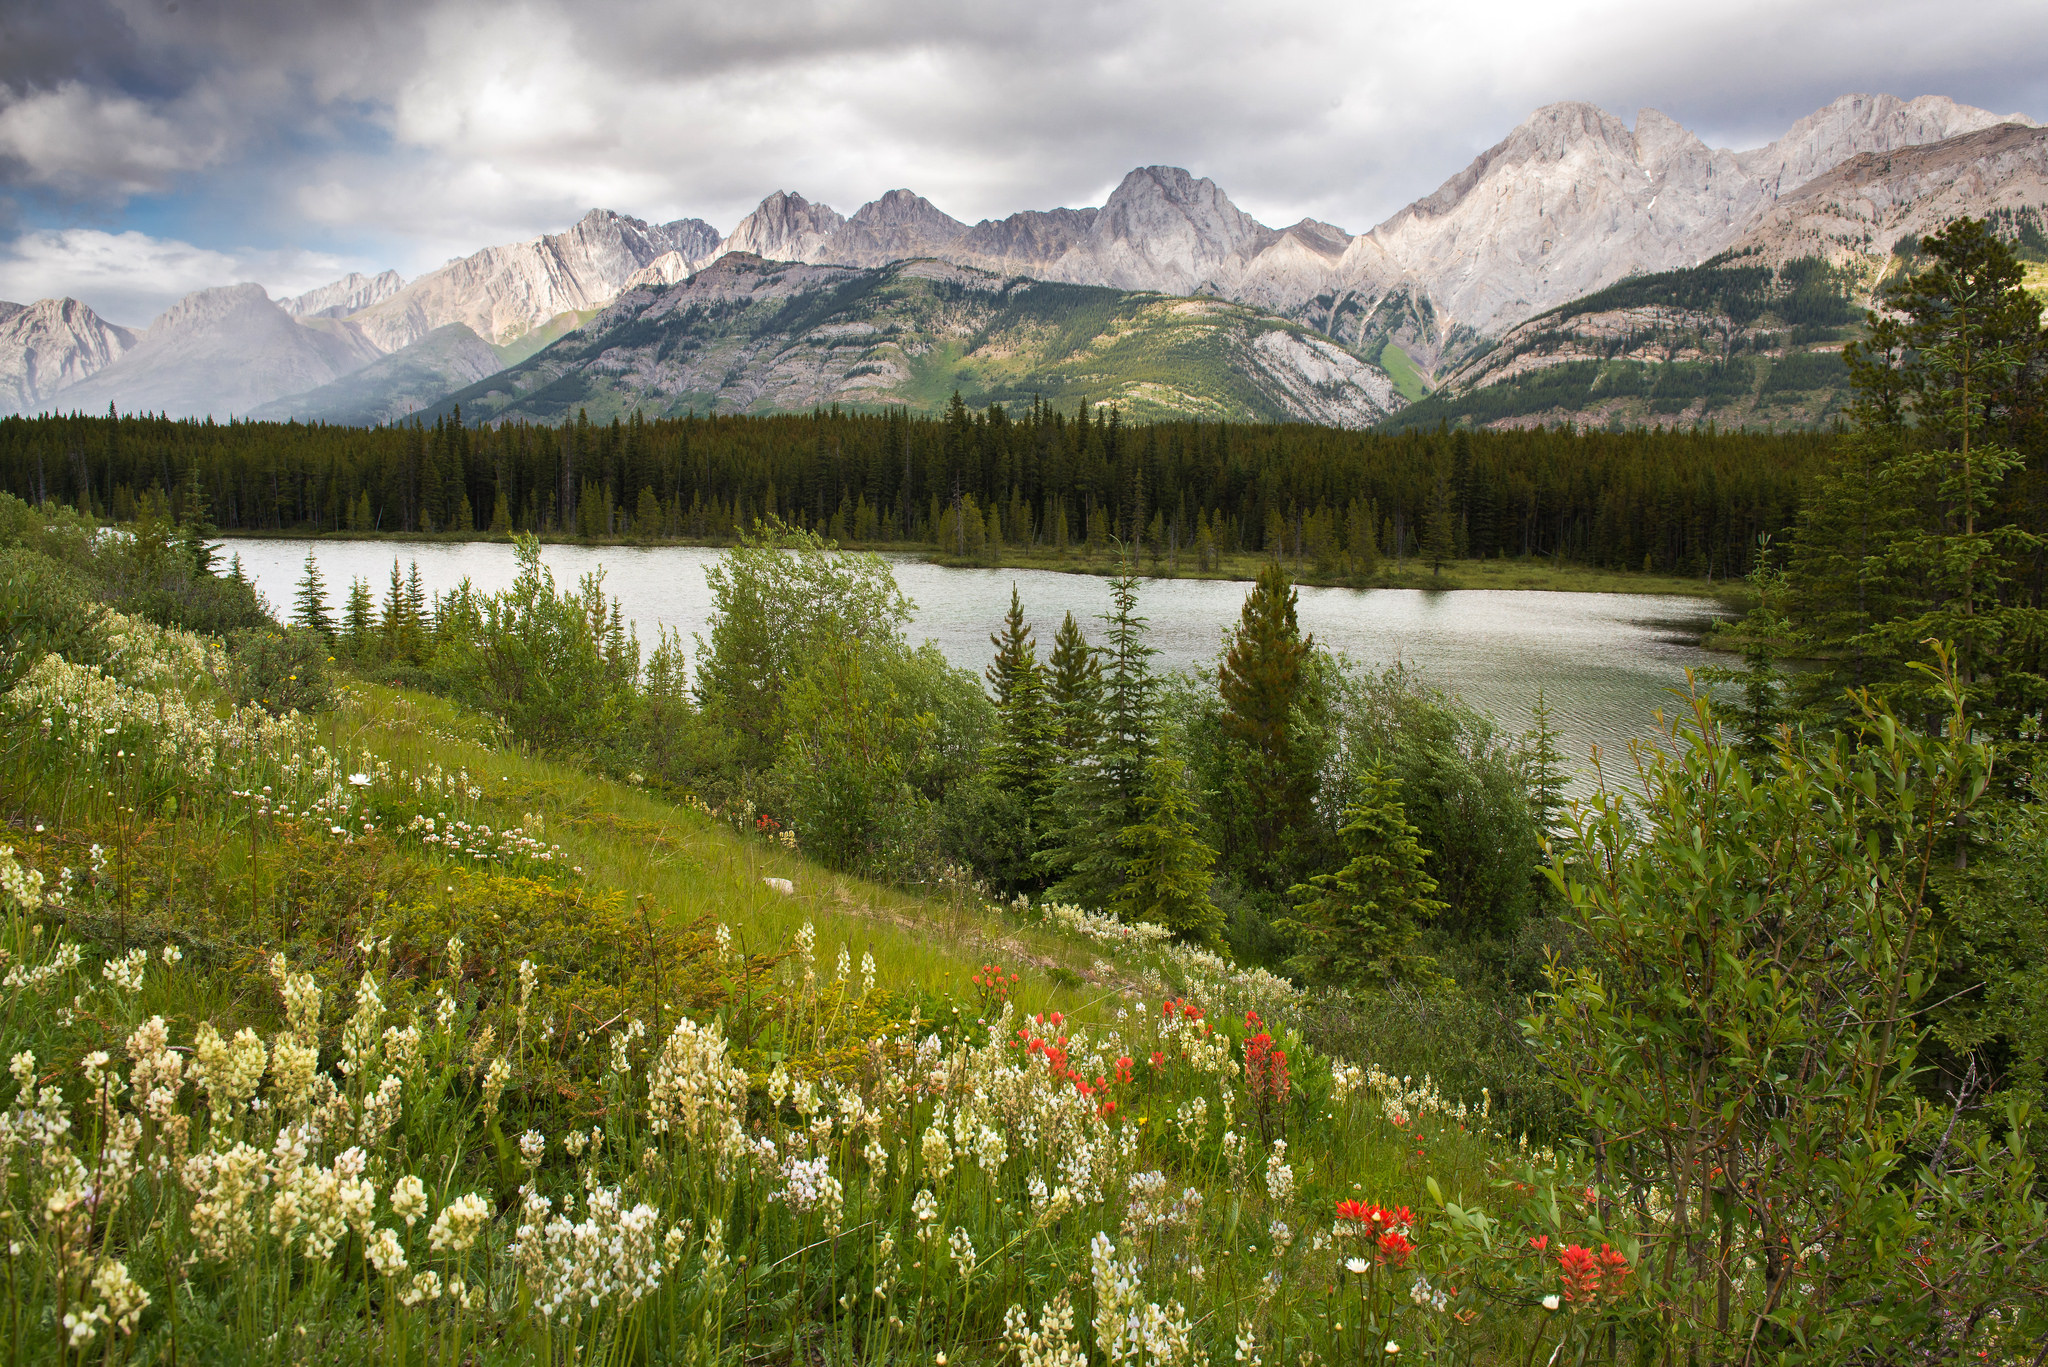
left=0, top=400, right=1827, bottom=578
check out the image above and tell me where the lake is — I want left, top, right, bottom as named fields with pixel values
left=220, top=539, right=1729, bottom=782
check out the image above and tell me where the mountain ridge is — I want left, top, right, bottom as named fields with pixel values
left=4, top=91, right=2041, bottom=423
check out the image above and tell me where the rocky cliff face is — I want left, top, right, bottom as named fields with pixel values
left=57, top=283, right=382, bottom=418
left=282, top=270, right=403, bottom=320
left=1728, top=122, right=2048, bottom=266
left=345, top=210, right=721, bottom=351
left=0, top=298, right=138, bottom=414
left=717, top=192, right=848, bottom=265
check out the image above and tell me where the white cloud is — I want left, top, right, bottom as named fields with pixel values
left=0, top=227, right=372, bottom=327
left=4, top=0, right=2047, bottom=300
left=0, top=81, right=225, bottom=198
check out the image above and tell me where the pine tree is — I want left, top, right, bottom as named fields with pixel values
left=1110, top=755, right=1223, bottom=944
left=986, top=586, right=1057, bottom=811
left=291, top=551, right=334, bottom=639
left=1781, top=217, right=2047, bottom=745
left=490, top=489, right=512, bottom=534
left=1281, top=761, right=1447, bottom=987
left=1421, top=466, right=1456, bottom=576
left=341, top=578, right=376, bottom=660
left=1524, top=687, right=1568, bottom=843
left=1042, top=567, right=1158, bottom=908
left=174, top=466, right=217, bottom=577
left=635, top=486, right=663, bottom=539
left=1047, top=611, right=1102, bottom=757
left=1214, top=561, right=1318, bottom=892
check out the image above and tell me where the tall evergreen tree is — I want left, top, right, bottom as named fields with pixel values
left=1110, top=755, right=1223, bottom=944
left=1281, top=761, right=1447, bottom=988
left=291, top=551, right=334, bottom=639
left=986, top=586, right=1057, bottom=811
left=1213, top=562, right=1319, bottom=894
left=1523, top=687, right=1569, bottom=844
left=1042, top=563, right=1156, bottom=908
left=1047, top=610, right=1102, bottom=757
left=1781, top=217, right=2048, bottom=744
left=1421, top=465, right=1456, bottom=576
left=341, top=578, right=376, bottom=660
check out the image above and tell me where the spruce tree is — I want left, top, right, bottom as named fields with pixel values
left=1281, top=761, right=1447, bottom=988
left=341, top=579, right=376, bottom=660
left=1042, top=564, right=1156, bottom=908
left=1780, top=217, right=2047, bottom=745
left=1047, top=610, right=1102, bottom=757
left=1421, top=466, right=1456, bottom=576
left=291, top=551, right=334, bottom=639
left=1110, top=755, right=1223, bottom=944
left=1524, top=687, right=1568, bottom=844
left=1214, top=561, right=1318, bottom=892
left=986, top=586, right=1057, bottom=811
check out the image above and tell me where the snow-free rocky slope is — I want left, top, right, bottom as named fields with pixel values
left=56, top=285, right=383, bottom=419
left=0, top=298, right=137, bottom=414
left=246, top=323, right=506, bottom=426
left=1392, top=121, right=2048, bottom=431
left=419, top=254, right=1398, bottom=427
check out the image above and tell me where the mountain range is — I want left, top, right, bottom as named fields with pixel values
left=3, top=92, right=2043, bottom=429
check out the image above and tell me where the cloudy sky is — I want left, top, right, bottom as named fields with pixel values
left=2, top=0, right=2042, bottom=325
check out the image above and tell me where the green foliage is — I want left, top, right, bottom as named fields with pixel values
left=1281, top=760, right=1447, bottom=988
left=0, top=545, right=105, bottom=683
left=1042, top=562, right=1156, bottom=907
left=1332, top=666, right=1545, bottom=938
left=227, top=626, right=336, bottom=715
left=291, top=549, right=335, bottom=639
left=1211, top=562, right=1319, bottom=893
left=1108, top=754, right=1223, bottom=945
left=1779, top=216, right=2048, bottom=749
left=696, top=519, right=912, bottom=766
left=0, top=407, right=1826, bottom=583
left=433, top=535, right=638, bottom=755
left=1531, top=668, right=2048, bottom=1362
left=777, top=635, right=932, bottom=878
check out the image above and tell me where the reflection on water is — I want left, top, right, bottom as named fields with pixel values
left=221, top=539, right=1729, bottom=784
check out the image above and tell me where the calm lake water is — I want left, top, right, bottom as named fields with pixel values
left=221, top=539, right=1728, bottom=782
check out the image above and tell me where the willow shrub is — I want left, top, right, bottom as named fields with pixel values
left=1528, top=663, right=2048, bottom=1362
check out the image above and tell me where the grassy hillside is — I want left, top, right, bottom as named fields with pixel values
left=425, top=256, right=1396, bottom=428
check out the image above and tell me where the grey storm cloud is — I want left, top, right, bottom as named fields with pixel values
left=1, top=0, right=2044, bottom=321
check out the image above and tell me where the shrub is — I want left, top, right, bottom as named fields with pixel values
left=228, top=626, right=336, bottom=715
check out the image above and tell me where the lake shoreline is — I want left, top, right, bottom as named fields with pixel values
left=213, top=528, right=1751, bottom=602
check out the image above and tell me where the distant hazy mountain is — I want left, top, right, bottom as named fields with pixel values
left=5, top=90, right=2041, bottom=425
left=56, top=284, right=381, bottom=419
left=419, top=253, right=1399, bottom=427
left=0, top=298, right=137, bottom=414
left=247, top=323, right=506, bottom=426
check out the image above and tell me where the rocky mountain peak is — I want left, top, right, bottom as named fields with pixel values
left=149, top=283, right=277, bottom=336
left=720, top=191, right=847, bottom=264
left=284, top=270, right=404, bottom=321
left=0, top=297, right=139, bottom=414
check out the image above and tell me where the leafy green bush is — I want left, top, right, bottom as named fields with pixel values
left=0, top=546, right=106, bottom=683
left=228, top=626, right=336, bottom=714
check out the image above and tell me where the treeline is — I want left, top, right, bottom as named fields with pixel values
left=0, top=400, right=1831, bottom=576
